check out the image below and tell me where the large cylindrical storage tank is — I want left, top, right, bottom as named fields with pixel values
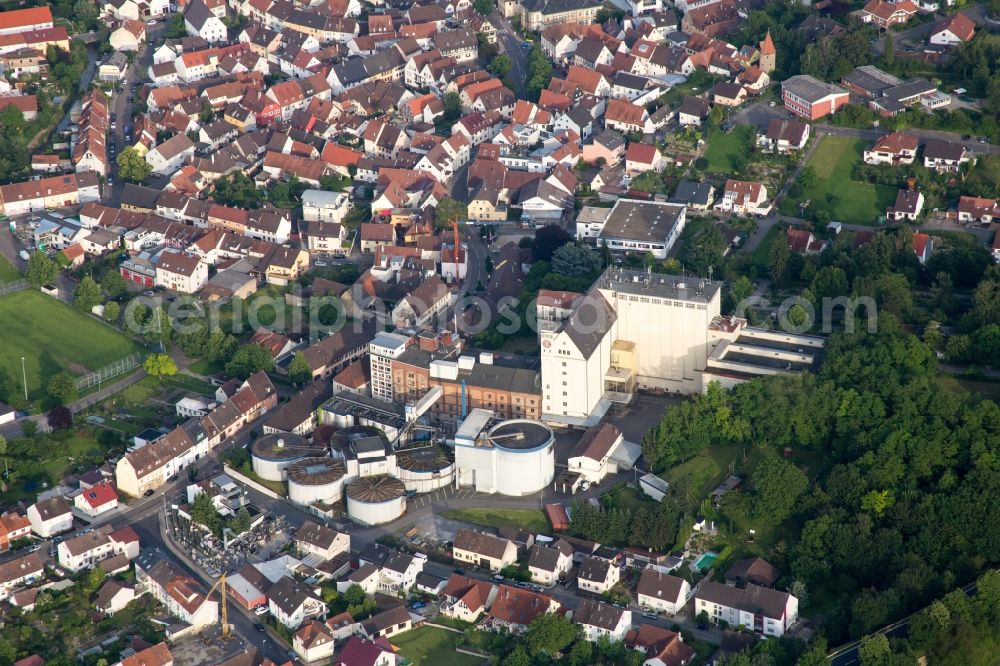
left=251, top=433, right=315, bottom=482
left=345, top=475, right=406, bottom=526
left=488, top=419, right=556, bottom=496
left=397, top=445, right=455, bottom=493
left=287, top=457, right=347, bottom=507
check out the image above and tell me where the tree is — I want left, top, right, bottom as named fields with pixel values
left=103, top=301, right=121, bottom=323
left=225, top=343, right=275, bottom=379
left=26, top=252, right=59, bottom=288
left=117, top=147, right=152, bottom=184
left=473, top=0, right=492, bottom=14
left=442, top=92, right=462, bottom=123
left=145, top=305, right=171, bottom=346
left=768, top=234, right=790, bottom=284
left=749, top=457, right=808, bottom=523
left=144, top=354, right=178, bottom=379
left=101, top=270, right=128, bottom=299
left=532, top=224, right=573, bottom=262
left=288, top=352, right=312, bottom=386
left=47, top=371, right=78, bottom=405
left=731, top=276, right=754, bottom=306
left=503, top=646, right=531, bottom=666
left=343, top=584, right=366, bottom=606
left=883, top=31, right=895, bottom=68
left=229, top=506, right=252, bottom=534
left=165, top=12, right=186, bottom=38
left=0, top=435, right=6, bottom=457
left=47, top=405, right=73, bottom=430
left=525, top=612, right=580, bottom=656
left=73, top=276, right=102, bottom=311
left=0, top=104, right=25, bottom=132
left=567, top=639, right=593, bottom=666
left=551, top=242, right=602, bottom=279
left=526, top=45, right=553, bottom=101
left=489, top=54, right=513, bottom=78
left=191, top=491, right=223, bottom=536
left=206, top=329, right=238, bottom=363
left=434, top=197, right=468, bottom=228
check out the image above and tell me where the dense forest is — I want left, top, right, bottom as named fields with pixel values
left=642, top=317, right=1000, bottom=645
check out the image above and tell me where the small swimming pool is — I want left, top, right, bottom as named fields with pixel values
left=694, top=551, right=719, bottom=571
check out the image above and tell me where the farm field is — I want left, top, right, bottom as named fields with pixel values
left=792, top=136, right=896, bottom=224
left=0, top=290, right=141, bottom=401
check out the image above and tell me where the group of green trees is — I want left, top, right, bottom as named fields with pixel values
left=569, top=485, right=684, bottom=552
left=642, top=318, right=1000, bottom=645
left=525, top=45, right=553, bottom=102
left=189, top=491, right=253, bottom=539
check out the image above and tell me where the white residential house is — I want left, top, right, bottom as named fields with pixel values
left=27, top=497, right=73, bottom=538
left=574, top=599, right=632, bottom=644
left=0, top=554, right=44, bottom=602
left=566, top=422, right=624, bottom=483
left=294, top=521, right=350, bottom=561
left=377, top=552, right=424, bottom=594
left=714, top=180, right=769, bottom=215
left=185, top=0, right=228, bottom=43
left=155, top=251, right=209, bottom=294
left=577, top=556, right=620, bottom=594
left=293, top=621, right=336, bottom=663
left=528, top=540, right=575, bottom=585
left=72, top=482, right=119, bottom=518
left=145, top=134, right=196, bottom=175
left=268, top=577, right=326, bottom=630
left=302, top=190, right=351, bottom=224
left=695, top=582, right=798, bottom=637
left=636, top=569, right=690, bottom=615
left=452, top=529, right=517, bottom=573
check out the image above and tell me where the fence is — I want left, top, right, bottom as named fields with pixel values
left=223, top=464, right=282, bottom=500
left=0, top=279, right=27, bottom=297
left=76, top=352, right=144, bottom=391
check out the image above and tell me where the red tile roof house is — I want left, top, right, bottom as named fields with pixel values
left=786, top=228, right=827, bottom=255
left=863, top=131, right=919, bottom=165
left=482, top=585, right=561, bottom=634
left=861, top=0, right=919, bottom=28
left=73, top=482, right=119, bottom=518
left=605, top=98, right=653, bottom=135
left=912, top=232, right=933, bottom=265
left=957, top=196, right=1000, bottom=224
left=929, top=12, right=975, bottom=47
left=781, top=75, right=849, bottom=120
left=624, top=142, right=666, bottom=176
left=714, top=179, right=769, bottom=215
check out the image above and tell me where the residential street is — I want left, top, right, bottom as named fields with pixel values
left=488, top=13, right=529, bottom=99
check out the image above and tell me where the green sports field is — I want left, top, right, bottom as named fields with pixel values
left=793, top=135, right=897, bottom=224
left=0, top=289, right=141, bottom=401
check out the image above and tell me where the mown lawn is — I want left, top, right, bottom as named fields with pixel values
left=793, top=136, right=896, bottom=224
left=702, top=127, right=754, bottom=174
left=751, top=224, right=782, bottom=272
left=441, top=508, right=550, bottom=534
left=0, top=255, right=19, bottom=283
left=663, top=445, right=742, bottom=508
left=391, top=626, right=482, bottom=666
left=0, top=290, right=141, bottom=401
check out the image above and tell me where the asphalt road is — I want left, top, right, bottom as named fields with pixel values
left=107, top=20, right=167, bottom=204
left=488, top=13, right=529, bottom=99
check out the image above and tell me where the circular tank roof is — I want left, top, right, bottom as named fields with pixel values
left=286, top=457, right=347, bottom=485
left=251, top=433, right=315, bottom=461
left=487, top=420, right=554, bottom=452
left=397, top=445, right=454, bottom=472
left=346, top=474, right=406, bottom=502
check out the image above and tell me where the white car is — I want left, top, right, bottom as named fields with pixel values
left=254, top=606, right=269, bottom=616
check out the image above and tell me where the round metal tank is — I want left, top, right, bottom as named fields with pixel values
left=287, top=457, right=347, bottom=506
left=488, top=419, right=556, bottom=496
left=396, top=445, right=455, bottom=493
left=251, top=433, right=315, bottom=482
left=345, top=474, right=406, bottom=526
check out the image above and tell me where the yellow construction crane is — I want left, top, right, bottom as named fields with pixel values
left=206, top=574, right=231, bottom=641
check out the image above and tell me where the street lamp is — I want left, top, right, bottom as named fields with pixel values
left=20, top=357, right=27, bottom=401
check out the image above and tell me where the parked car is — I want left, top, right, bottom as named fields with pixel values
left=493, top=574, right=504, bottom=582
left=255, top=624, right=265, bottom=632
left=414, top=552, right=427, bottom=560
left=143, top=489, right=154, bottom=497
left=410, top=602, right=426, bottom=609
left=515, top=581, right=530, bottom=589
left=453, top=567, right=465, bottom=575
left=254, top=606, right=268, bottom=616
left=18, top=250, right=30, bottom=261
left=642, top=612, right=657, bottom=619
left=531, top=585, right=544, bottom=593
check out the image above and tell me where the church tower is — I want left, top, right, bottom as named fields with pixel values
left=759, top=30, right=776, bottom=74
